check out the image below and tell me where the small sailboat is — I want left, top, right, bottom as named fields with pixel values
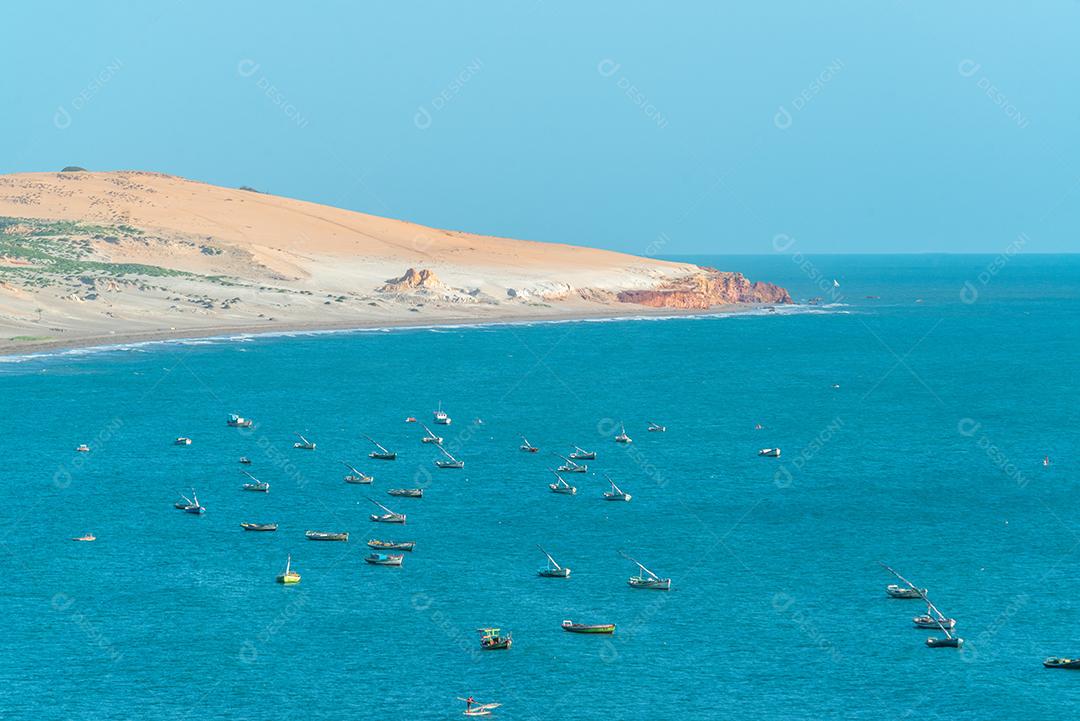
left=477, top=627, right=511, bottom=650
left=420, top=423, right=443, bottom=444
left=879, top=563, right=962, bottom=647
left=368, top=539, right=415, bottom=552
left=537, top=545, right=570, bottom=577
left=758, top=448, right=781, bottom=457
left=923, top=603, right=963, bottom=648
left=276, top=555, right=300, bottom=584
left=548, top=470, right=577, bottom=495
left=227, top=414, right=253, bottom=428
left=75, top=444, right=90, bottom=452
left=369, top=497, right=406, bottom=524
left=625, top=554, right=671, bottom=590
left=1044, top=657, right=1080, bottom=669
left=1044, top=456, right=1051, bottom=467
left=603, top=475, right=631, bottom=502
left=569, top=446, right=596, bottom=461
left=305, top=530, right=349, bottom=541
left=72, top=533, right=96, bottom=542
left=562, top=620, right=615, bottom=634
left=647, top=421, right=666, bottom=433
left=434, top=444, right=464, bottom=469
left=519, top=435, right=539, bottom=453
left=178, top=490, right=205, bottom=514
left=241, top=470, right=270, bottom=492
left=433, top=401, right=452, bottom=425
left=293, top=433, right=316, bottom=450
left=913, top=603, right=956, bottom=630
left=387, top=488, right=423, bottom=498
left=240, top=523, right=277, bottom=531
left=174, top=436, right=192, bottom=446
left=555, top=454, right=587, bottom=473
left=174, top=492, right=195, bottom=510
left=614, top=424, right=632, bottom=444
left=363, top=434, right=397, bottom=460
left=364, top=553, right=404, bottom=566
left=458, top=698, right=501, bottom=717
left=341, top=461, right=373, bottom=484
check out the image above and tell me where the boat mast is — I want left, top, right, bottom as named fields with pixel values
left=537, top=545, right=561, bottom=570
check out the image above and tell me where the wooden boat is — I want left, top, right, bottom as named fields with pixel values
left=614, top=424, right=632, bottom=444
left=363, top=434, right=397, bottom=460
left=886, top=584, right=926, bottom=599
left=569, top=446, right=596, bottom=461
left=174, top=436, right=192, bottom=446
left=388, top=488, right=423, bottom=498
left=519, top=435, right=539, bottom=453
left=276, top=555, right=300, bottom=584
left=368, top=539, right=415, bottom=552
left=293, top=433, right=316, bottom=450
left=555, top=454, right=587, bottom=473
left=227, top=413, right=253, bottom=428
left=239, top=456, right=252, bottom=465
left=477, top=627, right=511, bottom=650
left=647, top=421, right=666, bottom=432
left=879, top=563, right=963, bottom=648
left=365, top=552, right=404, bottom=566
left=241, top=523, right=278, bottom=531
left=420, top=423, right=443, bottom=444
left=625, top=555, right=671, bottom=590
left=435, top=444, right=464, bottom=469
left=603, top=475, right=632, bottom=502
left=537, top=545, right=570, bottom=577
left=758, top=448, right=781, bottom=457
left=369, top=497, right=406, bottom=524
left=562, top=620, right=615, bottom=634
left=1044, top=657, right=1080, bottom=669
left=913, top=607, right=956, bottom=630
left=75, top=444, right=90, bottom=452
left=305, top=530, right=348, bottom=541
left=548, top=470, right=577, bottom=495
left=458, top=698, right=501, bottom=717
left=341, top=461, right=373, bottom=484
left=72, top=534, right=96, bottom=542
left=433, top=401, right=452, bottom=425
left=241, top=470, right=270, bottom=492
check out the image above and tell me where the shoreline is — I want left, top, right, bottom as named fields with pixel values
left=0, top=303, right=782, bottom=359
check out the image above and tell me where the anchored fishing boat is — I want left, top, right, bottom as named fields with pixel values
left=293, top=433, right=316, bottom=450
left=175, top=491, right=205, bottom=514
left=367, top=539, right=415, bottom=552
left=548, top=470, right=577, bottom=495
left=435, top=444, right=464, bottom=469
left=1044, top=657, right=1080, bottom=669
left=387, top=488, right=423, bottom=498
left=363, top=434, right=397, bottom=460
left=227, top=414, right=253, bottom=428
left=913, top=605, right=956, bottom=630
left=614, top=424, right=632, bottom=444
left=174, top=437, right=192, bottom=446
left=365, top=552, right=404, bottom=566
left=341, top=461, right=373, bottom=484
left=75, top=443, right=90, bottom=452
left=239, top=456, right=252, bottom=465
left=569, top=446, right=596, bottom=461
left=305, top=530, right=348, bottom=541
left=369, top=497, right=406, bottom=524
left=241, top=523, right=278, bottom=531
left=537, top=545, right=570, bottom=577
left=647, top=421, right=666, bottom=433
left=562, top=620, right=615, bottom=634
left=241, top=470, right=270, bottom=492
left=420, top=423, right=444, bottom=444
left=603, top=475, right=632, bottom=502
left=72, top=533, right=96, bottom=542
left=433, top=401, right=452, bottom=425
left=276, top=555, right=300, bottom=584
left=625, top=554, right=671, bottom=590
left=519, top=435, right=539, bottom=453
left=405, top=416, right=417, bottom=423
left=477, top=628, right=511, bottom=650
left=758, top=448, right=781, bottom=457
left=879, top=563, right=963, bottom=648
left=458, top=698, right=501, bottom=717
left=887, top=584, right=927, bottom=599
left=555, top=454, right=587, bottom=473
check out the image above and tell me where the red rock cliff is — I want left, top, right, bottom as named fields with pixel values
left=617, top=267, right=791, bottom=309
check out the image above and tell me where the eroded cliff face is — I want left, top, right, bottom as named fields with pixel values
left=616, top=267, right=792, bottom=308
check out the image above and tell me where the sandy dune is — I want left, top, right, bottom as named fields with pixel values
left=0, top=170, right=788, bottom=353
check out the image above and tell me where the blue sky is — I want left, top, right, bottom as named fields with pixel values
left=3, top=1, right=1077, bottom=254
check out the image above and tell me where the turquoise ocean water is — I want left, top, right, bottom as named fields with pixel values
left=2, top=254, right=1078, bottom=720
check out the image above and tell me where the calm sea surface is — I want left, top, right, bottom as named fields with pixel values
left=2, top=254, right=1078, bottom=720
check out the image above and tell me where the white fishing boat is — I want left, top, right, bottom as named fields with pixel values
left=341, top=461, right=373, bottom=484
left=569, top=446, right=596, bottom=461
left=647, top=421, right=666, bottom=432
left=369, top=497, right=406, bottom=524
left=363, top=434, right=397, bottom=460
left=625, top=554, right=670, bottom=590
left=548, top=470, right=577, bottom=495
left=420, top=423, right=443, bottom=444
left=433, top=401, right=452, bottom=425
left=555, top=454, right=587, bottom=473
left=758, top=448, right=781, bottom=457
left=227, top=413, right=253, bottom=428
left=886, top=584, right=926, bottom=599
left=603, top=475, right=631, bottom=502
left=175, top=436, right=192, bottom=446
left=75, top=443, right=90, bottom=452
left=241, top=470, right=270, bottom=492
left=879, top=562, right=963, bottom=648
left=434, top=444, right=464, bottom=469
left=537, top=545, right=570, bottom=578
left=614, top=423, right=632, bottom=444
left=293, top=433, right=316, bottom=450
left=183, top=490, right=205, bottom=514
left=913, top=606, right=957, bottom=630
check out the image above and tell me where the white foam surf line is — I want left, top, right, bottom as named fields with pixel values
left=0, top=304, right=847, bottom=364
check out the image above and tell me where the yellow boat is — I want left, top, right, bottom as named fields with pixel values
left=276, top=555, right=301, bottom=584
